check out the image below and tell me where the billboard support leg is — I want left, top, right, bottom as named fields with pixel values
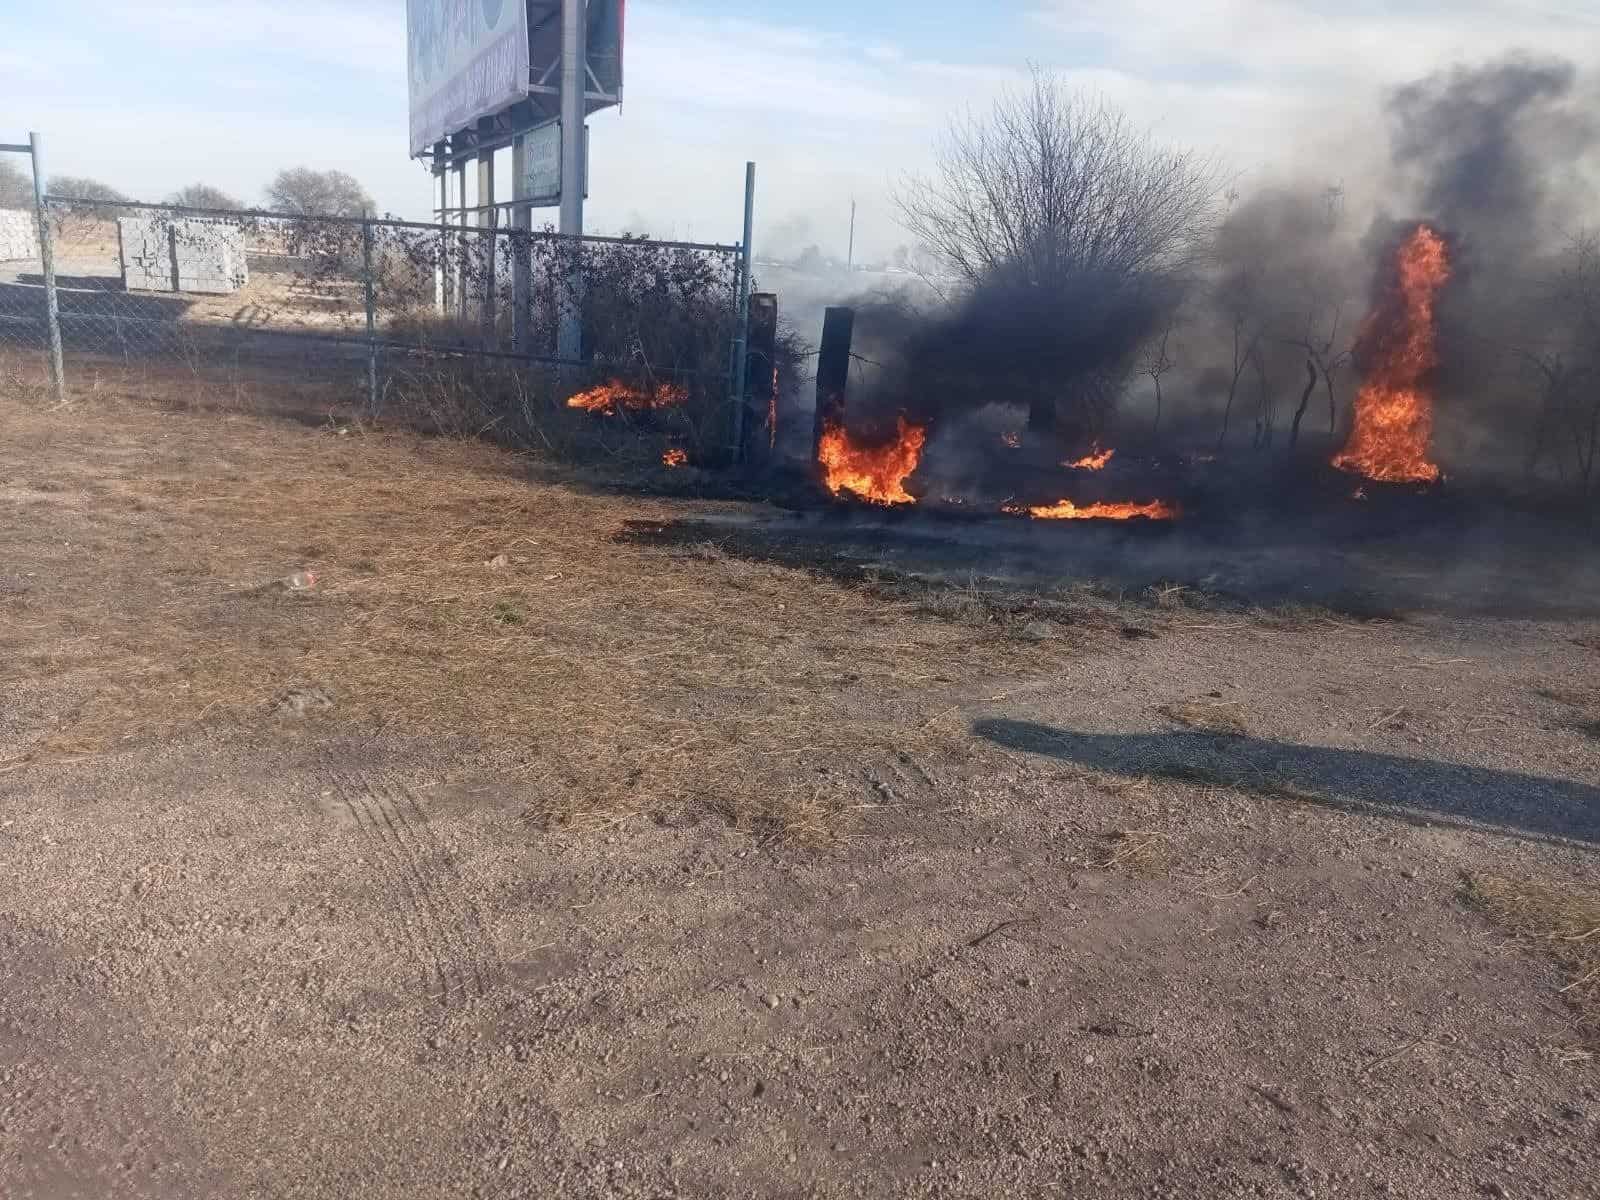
left=511, top=133, right=532, bottom=357
left=477, top=150, right=496, bottom=347
left=453, top=161, right=468, bottom=322
left=557, top=0, right=586, bottom=368
left=434, top=144, right=449, bottom=317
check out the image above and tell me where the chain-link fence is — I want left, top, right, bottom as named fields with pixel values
left=2, top=181, right=755, bottom=464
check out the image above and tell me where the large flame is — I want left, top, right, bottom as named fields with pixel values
left=818, top=417, right=927, bottom=506
left=1066, top=445, right=1115, bottom=471
left=1005, top=498, right=1178, bottom=521
left=568, top=380, right=688, bottom=415
left=1333, top=225, right=1451, bottom=483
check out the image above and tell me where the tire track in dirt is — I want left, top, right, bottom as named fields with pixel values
left=331, top=772, right=500, bottom=1004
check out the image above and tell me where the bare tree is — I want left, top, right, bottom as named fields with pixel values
left=1252, top=347, right=1276, bottom=449
left=1142, top=319, right=1176, bottom=434
left=44, top=175, right=129, bottom=241
left=168, top=183, right=244, bottom=211
left=47, top=174, right=127, bottom=220
left=0, top=159, right=31, bottom=210
left=1284, top=300, right=1352, bottom=448
left=1215, top=267, right=1267, bottom=451
left=894, top=68, right=1219, bottom=433
left=1205, top=182, right=1359, bottom=454
left=1522, top=232, right=1600, bottom=499
left=266, top=167, right=374, bottom=218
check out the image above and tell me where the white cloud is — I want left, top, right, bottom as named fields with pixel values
left=1029, top=0, right=1599, bottom=85
left=4, top=0, right=1597, bottom=264
left=104, top=0, right=403, bottom=77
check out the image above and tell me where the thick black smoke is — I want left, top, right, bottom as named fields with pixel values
left=1387, top=57, right=1595, bottom=258
left=854, top=267, right=1178, bottom=444
left=1385, top=56, right=1599, bottom=468
left=1180, top=55, right=1600, bottom=476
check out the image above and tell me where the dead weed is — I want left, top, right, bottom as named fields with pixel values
left=1463, top=872, right=1600, bottom=1046
left=1160, top=699, right=1250, bottom=737
left=1095, top=828, right=1176, bottom=875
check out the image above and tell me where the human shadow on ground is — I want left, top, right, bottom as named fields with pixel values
left=974, top=719, right=1600, bottom=849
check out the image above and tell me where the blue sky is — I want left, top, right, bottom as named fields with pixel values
left=1, top=2, right=1595, bottom=258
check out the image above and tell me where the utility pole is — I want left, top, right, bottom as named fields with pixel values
left=847, top=199, right=856, bottom=272
left=557, top=0, right=586, bottom=363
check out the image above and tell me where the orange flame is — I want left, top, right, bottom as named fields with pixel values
left=1005, top=498, right=1179, bottom=521
left=567, top=380, right=688, bottom=415
left=818, top=417, right=927, bottom=506
left=1066, top=445, right=1115, bottom=471
left=1333, top=224, right=1450, bottom=483
left=662, top=448, right=688, bottom=468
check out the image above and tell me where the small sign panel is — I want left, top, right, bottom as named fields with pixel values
left=521, top=122, right=590, bottom=207
left=524, top=121, right=562, bottom=206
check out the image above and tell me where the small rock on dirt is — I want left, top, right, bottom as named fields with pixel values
left=486, top=554, right=510, bottom=569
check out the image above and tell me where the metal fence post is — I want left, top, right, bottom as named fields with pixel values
left=730, top=161, right=756, bottom=460
left=29, top=132, right=65, bottom=403
left=361, top=212, right=378, bottom=415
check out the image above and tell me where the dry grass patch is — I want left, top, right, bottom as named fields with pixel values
left=0, top=393, right=1105, bottom=840
left=1159, top=699, right=1250, bottom=737
left=1463, top=873, right=1600, bottom=1047
left=1095, top=828, right=1176, bottom=875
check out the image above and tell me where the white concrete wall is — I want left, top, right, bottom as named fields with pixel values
left=118, top=215, right=248, bottom=294
left=0, top=209, right=40, bottom=262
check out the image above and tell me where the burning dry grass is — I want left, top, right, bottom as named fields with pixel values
left=1464, top=873, right=1600, bottom=1048
left=0, top=392, right=1109, bottom=839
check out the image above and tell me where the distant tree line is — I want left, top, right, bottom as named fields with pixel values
left=1, top=166, right=376, bottom=219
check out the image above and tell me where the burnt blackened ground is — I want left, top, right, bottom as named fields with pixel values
left=617, top=482, right=1600, bottom=622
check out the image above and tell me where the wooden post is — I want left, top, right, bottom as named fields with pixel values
left=744, top=292, right=779, bottom=462
left=812, top=305, right=855, bottom=463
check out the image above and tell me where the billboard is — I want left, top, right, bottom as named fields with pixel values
left=408, top=0, right=531, bottom=156
left=526, top=1, right=625, bottom=113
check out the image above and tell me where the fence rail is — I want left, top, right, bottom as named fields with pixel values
left=3, top=155, right=757, bottom=461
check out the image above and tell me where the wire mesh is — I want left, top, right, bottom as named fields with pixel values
left=0, top=198, right=50, bottom=394
left=5, top=197, right=745, bottom=457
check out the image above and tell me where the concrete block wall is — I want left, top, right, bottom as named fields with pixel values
left=0, top=209, right=40, bottom=262
left=118, top=215, right=248, bottom=295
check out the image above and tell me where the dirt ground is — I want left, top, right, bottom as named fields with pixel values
left=3, top=389, right=1599, bottom=1199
